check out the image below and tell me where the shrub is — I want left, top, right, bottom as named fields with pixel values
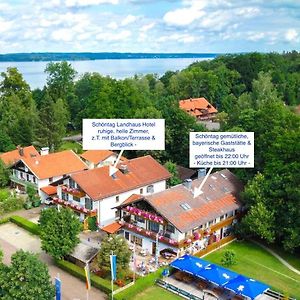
left=24, top=201, right=32, bottom=210
left=114, top=268, right=163, bottom=300
left=221, top=249, right=237, bottom=267
left=88, top=216, right=98, bottom=231
left=0, top=217, right=10, bottom=225
left=54, top=259, right=116, bottom=294
left=10, top=215, right=40, bottom=235
left=0, top=189, right=24, bottom=215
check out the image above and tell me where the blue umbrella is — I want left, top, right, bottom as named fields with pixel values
left=170, top=255, right=211, bottom=276
left=224, top=275, right=269, bottom=300
left=198, top=264, right=238, bottom=286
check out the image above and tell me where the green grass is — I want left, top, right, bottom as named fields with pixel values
left=132, top=286, right=182, bottom=300
left=59, top=141, right=83, bottom=154
left=268, top=244, right=300, bottom=272
left=205, top=240, right=300, bottom=298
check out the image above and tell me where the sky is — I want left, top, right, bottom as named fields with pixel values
left=0, top=0, right=299, bottom=54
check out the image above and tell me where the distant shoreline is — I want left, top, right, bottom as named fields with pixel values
left=0, top=52, right=219, bottom=62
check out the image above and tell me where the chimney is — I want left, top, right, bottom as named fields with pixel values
left=17, top=146, right=24, bottom=156
left=119, top=164, right=129, bottom=174
left=40, top=147, right=49, bottom=156
left=183, top=179, right=192, bottom=190
left=198, top=168, right=206, bottom=179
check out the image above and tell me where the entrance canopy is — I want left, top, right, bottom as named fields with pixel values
left=170, top=255, right=269, bottom=300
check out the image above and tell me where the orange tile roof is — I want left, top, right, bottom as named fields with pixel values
left=71, top=155, right=171, bottom=201
left=80, top=150, right=116, bottom=164
left=179, top=97, right=218, bottom=118
left=101, top=222, right=122, bottom=234
left=19, top=150, right=88, bottom=179
left=117, top=170, right=243, bottom=232
left=0, top=146, right=40, bottom=166
left=40, top=185, right=57, bottom=195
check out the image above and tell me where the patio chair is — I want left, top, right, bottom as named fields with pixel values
left=197, top=279, right=208, bottom=290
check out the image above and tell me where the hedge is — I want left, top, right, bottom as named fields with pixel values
left=0, top=217, right=10, bottom=225
left=54, top=259, right=116, bottom=294
left=10, top=215, right=40, bottom=235
left=114, top=268, right=163, bottom=300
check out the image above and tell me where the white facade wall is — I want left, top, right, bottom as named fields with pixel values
left=57, top=178, right=167, bottom=226
left=123, top=230, right=178, bottom=254
left=98, top=180, right=166, bottom=227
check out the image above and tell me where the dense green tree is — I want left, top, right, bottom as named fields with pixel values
left=164, top=161, right=181, bottom=187
left=0, top=68, right=37, bottom=145
left=97, top=234, right=131, bottom=274
left=0, top=250, right=55, bottom=300
left=39, top=207, right=82, bottom=259
left=45, top=61, right=77, bottom=101
left=36, top=95, right=69, bottom=150
left=0, top=160, right=10, bottom=188
left=221, top=250, right=237, bottom=267
left=0, top=130, right=14, bottom=152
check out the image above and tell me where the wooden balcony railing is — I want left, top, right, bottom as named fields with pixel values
left=53, top=197, right=97, bottom=217
left=61, top=185, right=86, bottom=198
left=121, top=221, right=179, bottom=247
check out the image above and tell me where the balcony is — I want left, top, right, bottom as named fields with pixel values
left=10, top=175, right=38, bottom=189
left=52, top=197, right=97, bottom=217
left=61, top=185, right=86, bottom=198
left=122, top=221, right=179, bottom=247
left=122, top=206, right=165, bottom=225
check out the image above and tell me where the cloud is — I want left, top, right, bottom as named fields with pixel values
left=121, top=15, right=138, bottom=26
left=158, top=33, right=197, bottom=44
left=107, top=21, right=118, bottom=30
left=96, top=30, right=131, bottom=42
left=285, top=28, right=298, bottom=42
left=51, top=28, right=75, bottom=42
left=140, top=22, right=155, bottom=32
left=64, top=0, right=119, bottom=7
left=0, top=17, right=13, bottom=34
left=247, top=32, right=265, bottom=42
left=163, top=7, right=204, bottom=26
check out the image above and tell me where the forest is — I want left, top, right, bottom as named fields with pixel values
left=0, top=51, right=299, bottom=252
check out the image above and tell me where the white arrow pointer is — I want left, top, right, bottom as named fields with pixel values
left=193, top=166, right=213, bottom=198
left=109, top=149, right=124, bottom=177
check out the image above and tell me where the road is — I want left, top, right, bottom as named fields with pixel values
left=0, top=223, right=107, bottom=300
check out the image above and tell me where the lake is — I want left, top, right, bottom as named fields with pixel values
left=0, top=57, right=210, bottom=89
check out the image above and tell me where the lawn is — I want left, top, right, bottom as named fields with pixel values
left=58, top=141, right=83, bottom=154
left=205, top=240, right=300, bottom=298
left=132, top=286, right=182, bottom=300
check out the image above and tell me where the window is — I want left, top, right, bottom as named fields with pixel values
left=49, top=177, right=53, bottom=183
left=73, top=196, right=80, bottom=202
left=33, top=177, right=36, bottom=183
left=85, top=198, right=92, bottom=210
left=26, top=174, right=29, bottom=181
left=140, top=188, right=143, bottom=194
left=130, top=235, right=142, bottom=247
left=62, top=192, right=68, bottom=201
left=166, top=224, right=175, bottom=233
left=116, top=196, right=119, bottom=202
left=149, top=221, right=159, bottom=233
left=220, top=215, right=224, bottom=221
left=146, top=185, right=154, bottom=193
left=115, top=210, right=121, bottom=219
left=180, top=203, right=191, bottom=210
left=135, top=215, right=145, bottom=223
left=69, top=179, right=76, bottom=188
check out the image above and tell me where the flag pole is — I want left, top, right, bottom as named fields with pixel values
left=111, top=251, right=114, bottom=300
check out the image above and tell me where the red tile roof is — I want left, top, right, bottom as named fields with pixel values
left=0, top=146, right=40, bottom=166
left=80, top=150, right=116, bottom=164
left=20, top=150, right=88, bottom=179
left=71, top=155, right=171, bottom=201
left=179, top=97, right=217, bottom=118
left=40, top=185, right=57, bottom=195
left=101, top=222, right=122, bottom=234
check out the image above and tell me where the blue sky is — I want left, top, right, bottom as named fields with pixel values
left=0, top=0, right=299, bottom=53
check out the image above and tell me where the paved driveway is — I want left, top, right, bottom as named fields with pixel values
left=0, top=223, right=107, bottom=300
